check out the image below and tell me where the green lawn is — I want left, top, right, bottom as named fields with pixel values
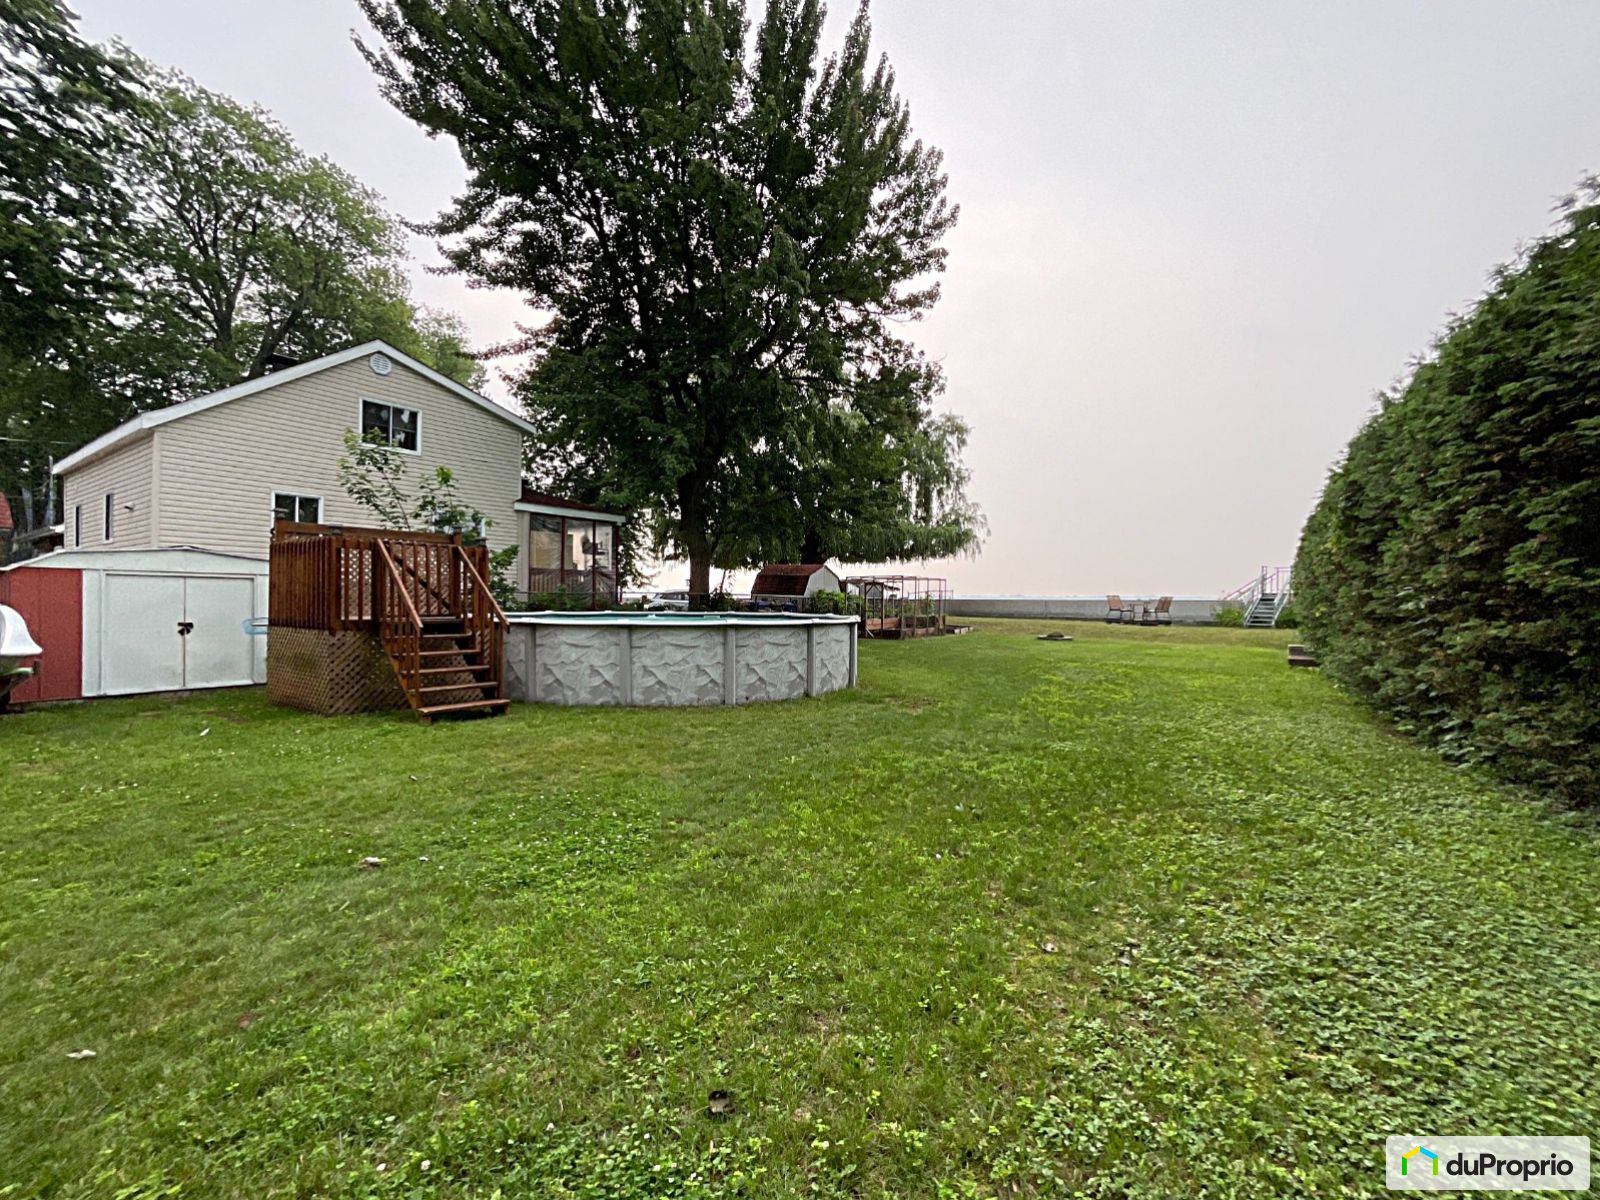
left=2, top=620, right=1596, bottom=1198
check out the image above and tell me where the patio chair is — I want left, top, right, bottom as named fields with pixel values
left=1142, top=596, right=1173, bottom=626
left=1105, top=595, right=1133, bottom=623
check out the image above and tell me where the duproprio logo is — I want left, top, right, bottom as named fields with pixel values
left=1401, top=1146, right=1439, bottom=1177
left=1385, top=1136, right=1589, bottom=1191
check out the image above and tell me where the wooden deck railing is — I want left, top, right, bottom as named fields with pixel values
left=270, top=521, right=477, bottom=632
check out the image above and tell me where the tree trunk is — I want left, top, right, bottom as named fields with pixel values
left=800, top=528, right=827, bottom=564
left=680, top=474, right=715, bottom=610
left=687, top=552, right=713, bottom=610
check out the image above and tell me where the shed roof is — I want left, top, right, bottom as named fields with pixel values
left=515, top=486, right=626, bottom=522
left=751, top=563, right=836, bottom=596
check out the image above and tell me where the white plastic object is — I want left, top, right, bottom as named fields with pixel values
left=0, top=603, right=42, bottom=670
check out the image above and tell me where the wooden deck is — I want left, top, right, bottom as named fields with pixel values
left=270, top=522, right=509, bottom=722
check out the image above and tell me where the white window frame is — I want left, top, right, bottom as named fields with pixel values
left=271, top=491, right=324, bottom=525
left=103, top=492, right=114, bottom=542
left=358, top=397, right=422, bottom=455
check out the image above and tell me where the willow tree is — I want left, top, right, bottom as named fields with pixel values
left=358, top=0, right=978, bottom=598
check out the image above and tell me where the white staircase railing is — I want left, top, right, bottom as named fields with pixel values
left=1224, top=565, right=1293, bottom=627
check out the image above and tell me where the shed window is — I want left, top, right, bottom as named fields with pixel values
left=360, top=400, right=420, bottom=453
left=272, top=492, right=322, bottom=524
left=103, top=493, right=114, bottom=542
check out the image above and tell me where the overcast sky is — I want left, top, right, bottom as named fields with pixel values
left=74, top=1, right=1600, bottom=594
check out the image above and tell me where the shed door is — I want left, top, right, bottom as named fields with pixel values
left=101, top=574, right=185, bottom=695
left=182, top=577, right=256, bottom=688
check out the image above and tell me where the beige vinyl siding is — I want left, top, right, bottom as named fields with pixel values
left=153, top=358, right=525, bottom=564
left=61, top=434, right=156, bottom=548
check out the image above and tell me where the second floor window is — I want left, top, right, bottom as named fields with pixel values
left=361, top=400, right=420, bottom=453
left=103, top=493, right=114, bottom=542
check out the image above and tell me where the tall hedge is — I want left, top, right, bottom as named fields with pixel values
left=1296, top=187, right=1600, bottom=803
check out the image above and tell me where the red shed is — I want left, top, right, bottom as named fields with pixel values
left=0, top=563, right=82, bottom=703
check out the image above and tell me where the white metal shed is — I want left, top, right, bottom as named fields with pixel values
left=8, top=547, right=267, bottom=697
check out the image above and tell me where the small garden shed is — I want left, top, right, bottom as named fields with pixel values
left=0, top=548, right=267, bottom=702
left=751, top=563, right=843, bottom=601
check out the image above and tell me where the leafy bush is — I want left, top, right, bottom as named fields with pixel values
left=1212, top=606, right=1244, bottom=628
left=1273, top=603, right=1300, bottom=629
left=807, top=589, right=850, bottom=614
left=1295, top=184, right=1600, bottom=803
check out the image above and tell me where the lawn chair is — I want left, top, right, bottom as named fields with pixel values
left=1142, top=596, right=1173, bottom=626
left=1105, top=595, right=1134, bottom=624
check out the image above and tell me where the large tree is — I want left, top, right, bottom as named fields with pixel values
left=0, top=0, right=136, bottom=529
left=118, top=65, right=455, bottom=396
left=359, top=0, right=978, bottom=599
left=1, top=41, right=487, bottom=540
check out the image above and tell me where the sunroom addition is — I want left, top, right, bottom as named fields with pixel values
left=516, top=488, right=626, bottom=609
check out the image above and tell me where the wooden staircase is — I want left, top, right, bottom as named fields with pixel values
left=374, top=539, right=510, bottom=723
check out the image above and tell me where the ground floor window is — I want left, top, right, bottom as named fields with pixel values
left=272, top=492, right=322, bottom=524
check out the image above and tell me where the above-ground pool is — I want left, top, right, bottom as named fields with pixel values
left=502, top=612, right=859, bottom=707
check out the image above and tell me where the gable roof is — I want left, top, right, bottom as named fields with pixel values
left=751, top=563, right=839, bottom=596
left=53, top=340, right=538, bottom=476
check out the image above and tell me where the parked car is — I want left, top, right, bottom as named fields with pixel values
left=645, top=589, right=690, bottom=611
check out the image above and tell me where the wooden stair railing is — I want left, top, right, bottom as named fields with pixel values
left=373, top=539, right=425, bottom=711
left=373, top=537, right=509, bottom=723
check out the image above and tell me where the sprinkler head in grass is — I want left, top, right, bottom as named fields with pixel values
left=707, top=1090, right=735, bottom=1119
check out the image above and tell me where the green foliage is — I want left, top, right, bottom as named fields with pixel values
left=0, top=0, right=133, bottom=357
left=336, top=430, right=413, bottom=528
left=357, top=0, right=975, bottom=597
left=0, top=38, right=484, bottom=529
left=117, top=65, right=483, bottom=396
left=1272, top=602, right=1299, bottom=629
left=807, top=589, right=851, bottom=615
left=521, top=587, right=599, bottom=613
left=2, top=622, right=1597, bottom=1196
left=1211, top=606, right=1244, bottom=628
left=0, top=0, right=138, bottom=525
left=1296, top=183, right=1600, bottom=803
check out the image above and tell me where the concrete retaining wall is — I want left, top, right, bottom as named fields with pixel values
left=948, top=596, right=1241, bottom=625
